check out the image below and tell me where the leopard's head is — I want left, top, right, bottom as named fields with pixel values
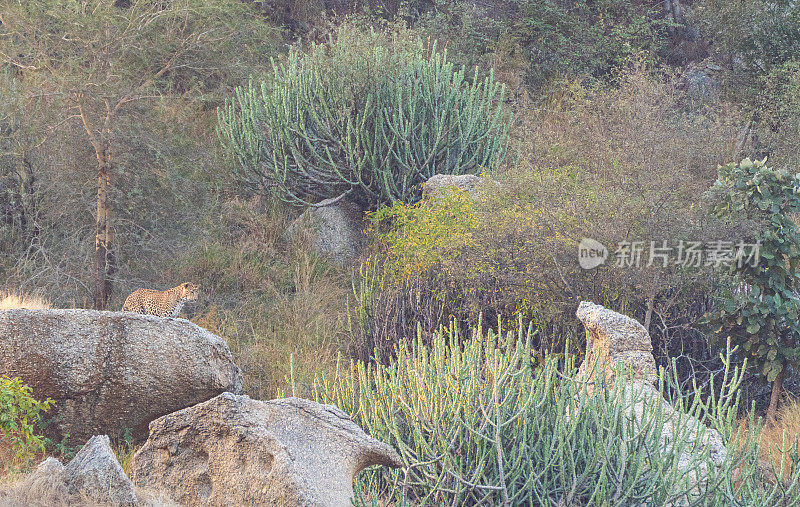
left=180, top=282, right=200, bottom=302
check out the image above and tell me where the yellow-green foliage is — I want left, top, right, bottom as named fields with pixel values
left=368, top=185, right=562, bottom=323
left=369, top=189, right=480, bottom=281
left=0, top=376, right=52, bottom=472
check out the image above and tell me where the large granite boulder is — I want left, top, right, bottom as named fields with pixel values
left=2, top=435, right=141, bottom=506
left=131, top=393, right=402, bottom=506
left=287, top=195, right=366, bottom=264
left=0, top=309, right=243, bottom=443
left=575, top=302, right=727, bottom=500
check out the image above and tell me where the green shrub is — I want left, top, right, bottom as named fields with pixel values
left=357, top=184, right=571, bottom=361
left=0, top=376, right=52, bottom=471
left=369, top=188, right=481, bottom=281
left=691, top=0, right=800, bottom=72
left=294, top=322, right=800, bottom=505
left=217, top=21, right=509, bottom=208
left=514, top=0, right=669, bottom=88
left=703, top=158, right=800, bottom=423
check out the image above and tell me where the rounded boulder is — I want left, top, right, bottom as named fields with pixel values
left=0, top=309, right=243, bottom=444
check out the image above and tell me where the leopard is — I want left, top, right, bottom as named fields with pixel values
left=121, top=282, right=200, bottom=318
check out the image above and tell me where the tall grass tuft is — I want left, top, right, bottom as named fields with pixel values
left=0, top=292, right=52, bottom=310
left=293, top=320, right=800, bottom=505
left=738, top=397, right=800, bottom=482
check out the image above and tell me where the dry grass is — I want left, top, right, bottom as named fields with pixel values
left=0, top=477, right=176, bottom=506
left=1, top=441, right=171, bottom=506
left=735, top=398, right=800, bottom=483
left=0, top=470, right=70, bottom=507
left=758, top=398, right=800, bottom=480
left=193, top=250, right=347, bottom=400
left=112, top=442, right=141, bottom=478
left=180, top=197, right=350, bottom=400
left=0, top=292, right=52, bottom=310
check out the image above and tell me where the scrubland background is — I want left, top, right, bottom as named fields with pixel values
left=2, top=0, right=800, bottom=497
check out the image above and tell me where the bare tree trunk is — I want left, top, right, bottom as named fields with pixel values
left=644, top=272, right=661, bottom=333
left=19, top=153, right=39, bottom=240
left=671, top=0, right=684, bottom=25
left=93, top=148, right=114, bottom=310
left=77, top=96, right=116, bottom=310
left=766, top=368, right=784, bottom=426
left=663, top=0, right=684, bottom=35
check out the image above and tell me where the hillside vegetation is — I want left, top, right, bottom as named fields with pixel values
left=2, top=0, right=800, bottom=501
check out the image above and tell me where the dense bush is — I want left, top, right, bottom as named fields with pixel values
left=689, top=1, right=800, bottom=167
left=514, top=0, right=670, bottom=87
left=352, top=70, right=744, bottom=371
left=691, top=0, right=800, bottom=71
left=0, top=376, right=52, bottom=472
left=218, top=22, right=509, bottom=208
left=354, top=184, right=580, bottom=362
left=295, top=322, right=800, bottom=504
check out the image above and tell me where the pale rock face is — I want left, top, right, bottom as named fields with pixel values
left=575, top=302, right=727, bottom=503
left=575, top=301, right=657, bottom=392
left=131, top=393, right=402, bottom=507
left=63, top=435, right=138, bottom=506
left=0, top=309, right=243, bottom=443
left=422, top=173, right=496, bottom=200
left=287, top=195, right=366, bottom=264
left=7, top=435, right=141, bottom=506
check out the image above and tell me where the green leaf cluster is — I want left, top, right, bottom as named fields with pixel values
left=0, top=376, right=53, bottom=471
left=217, top=23, right=509, bottom=208
left=704, top=158, right=800, bottom=382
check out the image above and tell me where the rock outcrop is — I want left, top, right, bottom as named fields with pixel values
left=575, top=301, right=657, bottom=393
left=5, top=435, right=140, bottom=506
left=287, top=195, right=366, bottom=264
left=0, top=309, right=243, bottom=443
left=131, top=393, right=403, bottom=506
left=422, top=173, right=496, bottom=200
left=683, top=61, right=722, bottom=101
left=575, top=301, right=727, bottom=500
left=64, top=435, right=138, bottom=505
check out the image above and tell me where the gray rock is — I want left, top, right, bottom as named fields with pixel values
left=422, top=174, right=496, bottom=200
left=5, top=436, right=143, bottom=506
left=683, top=62, right=721, bottom=101
left=64, top=435, right=138, bottom=506
left=575, top=301, right=657, bottom=393
left=131, top=393, right=402, bottom=507
left=575, top=302, right=727, bottom=502
left=0, top=309, right=243, bottom=443
left=287, top=195, right=365, bottom=264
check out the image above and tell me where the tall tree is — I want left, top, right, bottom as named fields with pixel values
left=0, top=0, right=274, bottom=308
